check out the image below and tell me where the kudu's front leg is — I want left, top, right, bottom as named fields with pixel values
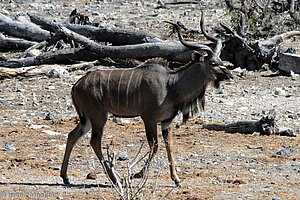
left=161, top=120, right=181, bottom=187
left=88, top=114, right=123, bottom=195
left=132, top=118, right=158, bottom=179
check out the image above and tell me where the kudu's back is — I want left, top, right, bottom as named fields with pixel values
left=71, top=59, right=170, bottom=119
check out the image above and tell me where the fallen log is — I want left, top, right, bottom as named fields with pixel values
left=157, top=0, right=200, bottom=9
left=0, top=13, right=50, bottom=42
left=278, top=51, right=300, bottom=74
left=0, top=33, right=38, bottom=52
left=28, top=13, right=163, bottom=45
left=203, top=115, right=296, bottom=137
left=0, top=48, right=96, bottom=68
left=0, top=61, right=97, bottom=79
left=57, top=25, right=192, bottom=61
left=0, top=41, right=194, bottom=68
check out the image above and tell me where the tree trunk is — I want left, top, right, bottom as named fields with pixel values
left=0, top=13, right=50, bottom=42
left=28, top=13, right=162, bottom=45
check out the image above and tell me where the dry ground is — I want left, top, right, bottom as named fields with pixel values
left=0, top=70, right=299, bottom=200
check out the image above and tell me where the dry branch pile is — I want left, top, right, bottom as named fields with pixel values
left=0, top=7, right=299, bottom=79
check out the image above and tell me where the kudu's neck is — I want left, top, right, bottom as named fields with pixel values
left=169, top=60, right=212, bottom=103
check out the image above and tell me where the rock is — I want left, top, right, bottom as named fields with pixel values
left=274, top=87, right=286, bottom=96
left=44, top=112, right=55, bottom=120
left=247, top=145, right=264, bottom=150
left=272, top=197, right=281, bottom=200
left=0, top=99, right=9, bottom=106
left=288, top=114, right=298, bottom=119
left=29, top=124, right=50, bottom=129
left=46, top=67, right=69, bottom=78
left=291, top=162, right=300, bottom=166
left=112, top=117, right=121, bottom=124
left=215, top=88, right=224, bottom=94
left=10, top=163, right=16, bottom=167
left=42, top=130, right=61, bottom=136
left=4, top=142, right=16, bottom=151
left=112, top=117, right=131, bottom=125
left=32, top=101, right=39, bottom=107
left=87, top=172, right=97, bottom=180
left=53, top=166, right=60, bottom=170
left=117, top=152, right=129, bottom=161
left=176, top=167, right=181, bottom=172
left=276, top=145, right=293, bottom=156
left=290, top=70, right=299, bottom=80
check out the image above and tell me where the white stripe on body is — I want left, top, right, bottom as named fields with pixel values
left=107, top=70, right=113, bottom=107
left=126, top=70, right=135, bottom=108
left=137, top=73, right=143, bottom=106
left=117, top=70, right=125, bottom=107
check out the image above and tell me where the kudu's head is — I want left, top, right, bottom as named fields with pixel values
left=164, top=12, right=233, bottom=88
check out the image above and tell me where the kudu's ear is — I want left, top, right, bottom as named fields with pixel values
left=191, top=51, right=205, bottom=62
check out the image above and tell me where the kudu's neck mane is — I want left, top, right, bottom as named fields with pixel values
left=139, top=57, right=170, bottom=69
left=167, top=59, right=215, bottom=123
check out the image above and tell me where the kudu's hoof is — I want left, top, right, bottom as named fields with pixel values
left=63, top=178, right=71, bottom=185
left=63, top=180, right=71, bottom=185
left=61, top=175, right=71, bottom=185
left=175, top=181, right=183, bottom=188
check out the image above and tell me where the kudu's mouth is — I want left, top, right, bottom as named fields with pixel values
left=212, top=65, right=234, bottom=88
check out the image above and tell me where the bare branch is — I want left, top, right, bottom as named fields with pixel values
left=128, top=141, right=145, bottom=169
left=149, top=164, right=163, bottom=200
left=0, top=33, right=38, bottom=52
left=161, top=186, right=176, bottom=200
left=220, top=21, right=255, bottom=53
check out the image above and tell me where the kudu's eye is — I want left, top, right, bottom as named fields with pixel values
left=210, top=61, right=219, bottom=66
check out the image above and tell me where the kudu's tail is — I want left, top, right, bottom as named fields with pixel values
left=71, top=89, right=87, bottom=126
left=71, top=77, right=89, bottom=126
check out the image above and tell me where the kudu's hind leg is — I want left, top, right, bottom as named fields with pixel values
left=161, top=119, right=181, bottom=187
left=60, top=120, right=91, bottom=184
left=133, top=118, right=158, bottom=179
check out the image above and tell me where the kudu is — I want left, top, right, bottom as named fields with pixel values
left=60, top=17, right=233, bottom=187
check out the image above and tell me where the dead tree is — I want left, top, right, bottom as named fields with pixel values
left=219, top=19, right=300, bottom=71
left=203, top=115, right=296, bottom=137
left=0, top=11, right=298, bottom=75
